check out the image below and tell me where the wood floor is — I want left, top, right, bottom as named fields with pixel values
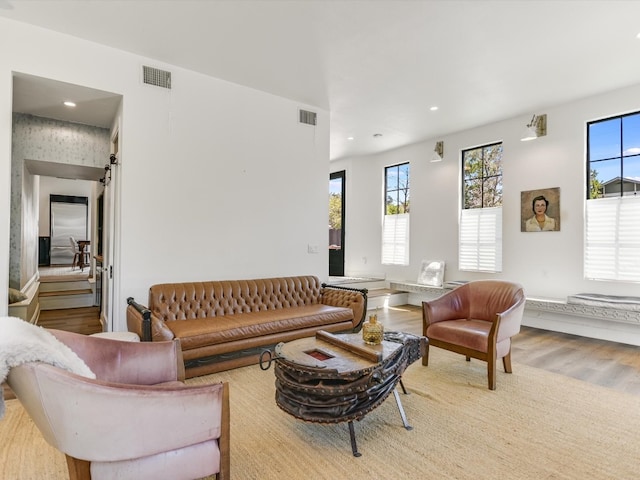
left=377, top=304, right=640, bottom=396
left=37, top=306, right=102, bottom=335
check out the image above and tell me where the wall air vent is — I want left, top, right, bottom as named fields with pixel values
left=142, top=66, right=172, bottom=89
left=299, top=109, right=317, bottom=126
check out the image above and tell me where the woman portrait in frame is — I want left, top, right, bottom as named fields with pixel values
left=521, top=187, right=560, bottom=232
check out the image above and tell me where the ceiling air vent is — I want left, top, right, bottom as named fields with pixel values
left=299, top=109, right=317, bottom=126
left=142, top=66, right=172, bottom=89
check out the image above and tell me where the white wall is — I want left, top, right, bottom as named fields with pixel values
left=0, top=18, right=329, bottom=327
left=332, top=82, right=640, bottom=301
left=10, top=111, right=107, bottom=289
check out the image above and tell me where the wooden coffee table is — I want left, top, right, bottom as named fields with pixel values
left=264, top=330, right=427, bottom=456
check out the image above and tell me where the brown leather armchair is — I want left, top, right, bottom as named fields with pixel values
left=7, top=329, right=230, bottom=480
left=422, top=280, right=525, bottom=390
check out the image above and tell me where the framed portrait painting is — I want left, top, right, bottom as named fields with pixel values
left=521, top=187, right=560, bottom=232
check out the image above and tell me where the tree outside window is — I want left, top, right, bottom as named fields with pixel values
left=463, top=143, right=503, bottom=209
left=329, top=193, right=342, bottom=230
left=385, top=163, right=410, bottom=215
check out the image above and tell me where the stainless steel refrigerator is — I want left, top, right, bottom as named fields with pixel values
left=50, top=201, right=88, bottom=265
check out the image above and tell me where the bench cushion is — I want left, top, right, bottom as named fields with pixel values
left=167, top=305, right=353, bottom=350
left=567, top=293, right=640, bottom=311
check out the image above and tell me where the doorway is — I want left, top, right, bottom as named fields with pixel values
left=9, top=72, right=122, bottom=332
left=100, top=131, right=120, bottom=331
left=329, top=170, right=345, bottom=276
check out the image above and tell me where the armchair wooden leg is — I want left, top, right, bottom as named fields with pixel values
left=217, top=382, right=230, bottom=480
left=502, top=351, right=513, bottom=373
left=65, top=455, right=91, bottom=480
left=421, top=343, right=430, bottom=366
left=487, top=360, right=496, bottom=390
left=465, top=356, right=471, bottom=362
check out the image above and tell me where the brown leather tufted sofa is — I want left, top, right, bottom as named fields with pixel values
left=127, top=276, right=368, bottom=378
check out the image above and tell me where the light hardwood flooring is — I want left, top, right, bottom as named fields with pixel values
left=37, top=306, right=102, bottom=335
left=377, top=304, right=640, bottom=396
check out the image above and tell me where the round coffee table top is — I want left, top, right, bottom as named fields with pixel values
left=276, top=332, right=402, bottom=373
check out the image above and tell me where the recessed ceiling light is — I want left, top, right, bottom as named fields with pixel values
left=373, top=133, right=383, bottom=137
left=430, top=106, right=439, bottom=111
left=63, top=101, right=76, bottom=107
left=637, top=32, right=640, bottom=39
left=347, top=136, right=354, bottom=140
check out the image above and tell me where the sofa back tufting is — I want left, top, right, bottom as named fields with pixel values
left=150, top=276, right=324, bottom=322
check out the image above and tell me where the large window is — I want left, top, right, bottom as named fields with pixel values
left=382, top=162, right=410, bottom=265
left=459, top=143, right=503, bottom=272
left=585, top=112, right=640, bottom=282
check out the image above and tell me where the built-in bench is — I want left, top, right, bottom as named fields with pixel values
left=527, top=295, right=640, bottom=325
left=388, top=281, right=450, bottom=297
left=389, top=281, right=640, bottom=326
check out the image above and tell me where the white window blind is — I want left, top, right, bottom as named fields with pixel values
left=382, top=213, right=410, bottom=265
left=585, top=196, right=640, bottom=282
left=459, top=207, right=502, bottom=272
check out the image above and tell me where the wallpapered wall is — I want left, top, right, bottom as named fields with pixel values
left=10, top=113, right=109, bottom=289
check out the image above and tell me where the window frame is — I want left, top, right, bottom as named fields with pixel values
left=384, top=162, right=410, bottom=215
left=587, top=111, right=640, bottom=199
left=459, top=142, right=503, bottom=273
left=585, top=111, right=640, bottom=282
left=462, top=142, right=503, bottom=210
left=382, top=162, right=410, bottom=266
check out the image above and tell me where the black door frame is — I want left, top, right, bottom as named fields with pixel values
left=329, top=170, right=346, bottom=276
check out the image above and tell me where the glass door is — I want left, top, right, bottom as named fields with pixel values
left=329, top=171, right=345, bottom=276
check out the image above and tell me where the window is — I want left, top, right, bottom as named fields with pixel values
left=382, top=163, right=410, bottom=265
left=459, top=143, right=503, bottom=272
left=585, top=112, right=640, bottom=282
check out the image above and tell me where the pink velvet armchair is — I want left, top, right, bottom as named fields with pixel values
left=7, top=329, right=230, bottom=480
left=422, top=280, right=525, bottom=390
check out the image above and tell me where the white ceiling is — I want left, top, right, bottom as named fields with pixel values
left=4, top=0, right=640, bottom=162
left=12, top=72, right=122, bottom=129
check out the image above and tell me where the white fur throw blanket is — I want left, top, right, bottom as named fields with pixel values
left=0, top=316, right=95, bottom=419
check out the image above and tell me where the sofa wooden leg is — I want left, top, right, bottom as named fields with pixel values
left=465, top=356, right=471, bottom=362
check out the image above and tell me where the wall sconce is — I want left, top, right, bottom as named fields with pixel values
left=100, top=154, right=117, bottom=185
left=99, top=164, right=111, bottom=186
left=521, top=114, right=547, bottom=141
left=431, top=141, right=444, bottom=162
